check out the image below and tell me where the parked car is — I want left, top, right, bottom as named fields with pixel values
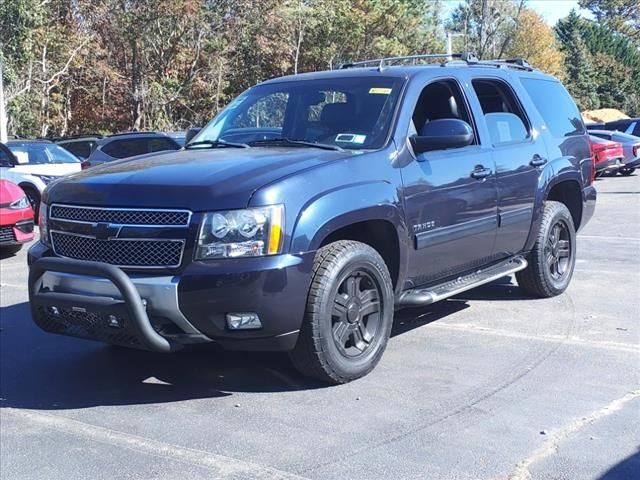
left=165, top=131, right=187, bottom=147
left=1, top=140, right=82, bottom=217
left=54, top=134, right=104, bottom=161
left=600, top=118, right=640, bottom=137
left=28, top=53, right=596, bottom=384
left=0, top=179, right=34, bottom=254
left=588, top=130, right=640, bottom=176
left=86, top=132, right=182, bottom=166
left=589, top=135, right=624, bottom=176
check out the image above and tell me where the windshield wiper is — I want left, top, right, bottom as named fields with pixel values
left=186, top=140, right=250, bottom=149
left=248, top=138, right=344, bottom=152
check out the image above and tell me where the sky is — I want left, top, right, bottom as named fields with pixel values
left=441, top=0, right=590, bottom=26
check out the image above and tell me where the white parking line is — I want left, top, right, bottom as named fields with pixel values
left=430, top=323, right=640, bottom=355
left=509, top=390, right=640, bottom=480
left=578, top=235, right=640, bottom=242
left=2, top=409, right=308, bottom=480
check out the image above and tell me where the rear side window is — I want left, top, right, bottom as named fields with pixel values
left=472, top=79, right=530, bottom=145
left=61, top=141, right=94, bottom=159
left=102, top=139, right=148, bottom=159
left=521, top=79, right=585, bottom=138
left=102, top=137, right=181, bottom=159
left=148, top=137, right=181, bottom=153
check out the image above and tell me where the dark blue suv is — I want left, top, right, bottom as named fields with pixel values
left=28, top=53, right=596, bottom=383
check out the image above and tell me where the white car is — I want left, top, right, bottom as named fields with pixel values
left=0, top=140, right=83, bottom=216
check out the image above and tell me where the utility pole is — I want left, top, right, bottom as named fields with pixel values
left=446, top=32, right=466, bottom=60
left=0, top=59, right=7, bottom=143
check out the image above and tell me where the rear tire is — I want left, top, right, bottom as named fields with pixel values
left=619, top=167, right=635, bottom=176
left=290, top=240, right=394, bottom=384
left=516, top=201, right=576, bottom=298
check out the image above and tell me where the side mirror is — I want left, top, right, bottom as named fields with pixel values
left=410, top=118, right=474, bottom=154
left=185, top=127, right=202, bottom=145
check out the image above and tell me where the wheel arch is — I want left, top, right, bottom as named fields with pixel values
left=290, top=182, right=409, bottom=293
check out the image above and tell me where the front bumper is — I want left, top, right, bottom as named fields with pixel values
left=28, top=244, right=315, bottom=352
left=0, top=208, right=34, bottom=245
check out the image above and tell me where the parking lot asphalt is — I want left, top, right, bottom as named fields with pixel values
left=1, top=174, right=639, bottom=480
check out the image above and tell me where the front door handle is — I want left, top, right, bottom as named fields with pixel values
left=530, top=154, right=548, bottom=167
left=471, top=166, right=492, bottom=180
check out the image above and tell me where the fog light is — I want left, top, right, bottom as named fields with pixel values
left=48, top=306, right=60, bottom=316
left=107, top=315, right=121, bottom=329
left=226, top=312, right=262, bottom=330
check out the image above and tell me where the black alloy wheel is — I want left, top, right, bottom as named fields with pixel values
left=331, top=269, right=382, bottom=359
left=545, top=220, right=572, bottom=281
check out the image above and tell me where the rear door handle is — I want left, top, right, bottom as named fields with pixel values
left=530, top=154, right=548, bottom=167
left=471, top=166, right=492, bottom=180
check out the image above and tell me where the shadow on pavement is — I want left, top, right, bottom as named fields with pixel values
left=598, top=449, right=640, bottom=479
left=0, top=298, right=467, bottom=410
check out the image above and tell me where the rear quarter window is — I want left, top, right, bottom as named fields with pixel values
left=521, top=78, right=585, bottom=138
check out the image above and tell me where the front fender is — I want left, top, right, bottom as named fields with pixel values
left=291, top=181, right=408, bottom=252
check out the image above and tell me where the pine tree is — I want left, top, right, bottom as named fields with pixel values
left=556, top=11, right=600, bottom=111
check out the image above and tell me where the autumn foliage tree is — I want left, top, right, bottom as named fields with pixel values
left=504, top=9, right=565, bottom=79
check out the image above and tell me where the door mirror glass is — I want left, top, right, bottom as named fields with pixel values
left=410, top=118, right=474, bottom=154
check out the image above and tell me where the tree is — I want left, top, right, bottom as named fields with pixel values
left=505, top=9, right=564, bottom=78
left=447, top=0, right=526, bottom=59
left=556, top=11, right=600, bottom=110
left=579, top=0, right=639, bottom=41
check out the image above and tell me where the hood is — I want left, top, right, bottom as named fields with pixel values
left=45, top=147, right=352, bottom=210
left=0, top=179, right=25, bottom=204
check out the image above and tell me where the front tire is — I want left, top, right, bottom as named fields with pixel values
left=290, top=240, right=394, bottom=384
left=619, top=167, right=635, bottom=176
left=516, top=201, right=576, bottom=298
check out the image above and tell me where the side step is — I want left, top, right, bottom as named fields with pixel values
left=397, top=256, right=528, bottom=307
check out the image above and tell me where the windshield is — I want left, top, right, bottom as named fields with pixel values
left=8, top=143, right=80, bottom=165
left=192, top=76, right=405, bottom=150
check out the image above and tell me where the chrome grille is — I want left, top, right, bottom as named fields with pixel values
left=51, top=232, right=184, bottom=268
left=50, top=205, right=190, bottom=226
left=0, top=226, right=15, bottom=243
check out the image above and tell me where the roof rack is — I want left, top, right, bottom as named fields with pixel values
left=107, top=131, right=160, bottom=138
left=39, top=134, right=105, bottom=141
left=338, top=52, right=534, bottom=72
left=338, top=52, right=479, bottom=70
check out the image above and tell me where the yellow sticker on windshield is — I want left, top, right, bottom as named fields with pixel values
left=369, top=87, right=392, bottom=95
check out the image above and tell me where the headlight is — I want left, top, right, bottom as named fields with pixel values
left=9, top=196, right=30, bottom=210
left=39, top=203, right=51, bottom=247
left=196, top=205, right=284, bottom=259
left=34, top=174, right=56, bottom=185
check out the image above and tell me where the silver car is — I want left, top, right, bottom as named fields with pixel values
left=589, top=130, right=640, bottom=176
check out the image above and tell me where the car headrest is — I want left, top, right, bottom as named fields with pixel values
left=320, top=102, right=356, bottom=130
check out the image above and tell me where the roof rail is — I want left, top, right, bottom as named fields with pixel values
left=476, top=58, right=534, bottom=71
left=40, top=134, right=105, bottom=141
left=338, top=52, right=534, bottom=72
left=338, top=52, right=479, bottom=70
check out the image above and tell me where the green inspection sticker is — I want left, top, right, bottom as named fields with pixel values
left=369, top=87, right=392, bottom=95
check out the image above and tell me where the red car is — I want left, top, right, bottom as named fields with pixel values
left=589, top=135, right=624, bottom=176
left=0, top=180, right=35, bottom=253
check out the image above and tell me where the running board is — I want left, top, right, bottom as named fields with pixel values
left=397, top=256, right=528, bottom=307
